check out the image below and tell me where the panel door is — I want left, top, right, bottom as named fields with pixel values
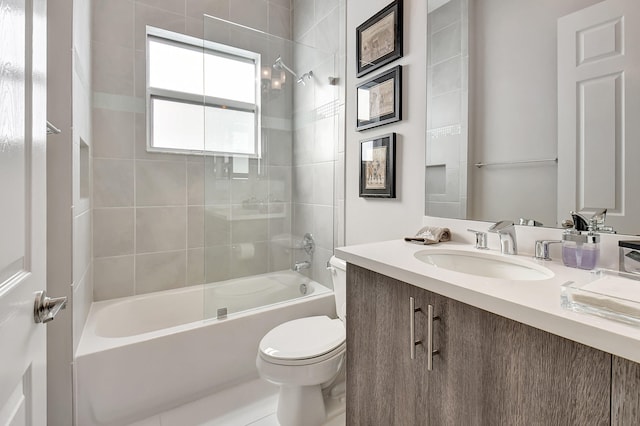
left=557, top=0, right=640, bottom=233
left=0, top=0, right=48, bottom=424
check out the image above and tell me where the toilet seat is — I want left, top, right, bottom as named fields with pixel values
left=259, top=316, right=345, bottom=366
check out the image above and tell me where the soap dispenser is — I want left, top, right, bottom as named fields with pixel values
left=561, top=211, right=600, bottom=270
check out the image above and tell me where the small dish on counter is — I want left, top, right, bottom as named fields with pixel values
left=561, top=269, right=640, bottom=326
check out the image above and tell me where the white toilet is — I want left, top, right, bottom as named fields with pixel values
left=256, top=256, right=347, bottom=426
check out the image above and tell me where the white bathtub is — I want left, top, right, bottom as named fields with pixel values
left=75, top=271, right=335, bottom=426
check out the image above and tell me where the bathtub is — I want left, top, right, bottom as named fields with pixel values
left=75, top=270, right=335, bottom=426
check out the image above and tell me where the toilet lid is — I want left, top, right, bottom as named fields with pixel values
left=259, top=316, right=345, bottom=360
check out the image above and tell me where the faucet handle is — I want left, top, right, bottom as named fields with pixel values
left=534, top=240, right=562, bottom=261
left=467, top=229, right=488, bottom=250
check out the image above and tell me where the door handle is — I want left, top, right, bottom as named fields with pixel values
left=409, top=297, right=422, bottom=359
left=34, top=290, right=67, bottom=324
left=427, top=304, right=440, bottom=371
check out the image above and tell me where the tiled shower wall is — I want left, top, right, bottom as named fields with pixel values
left=91, top=0, right=297, bottom=300
left=291, top=0, right=345, bottom=288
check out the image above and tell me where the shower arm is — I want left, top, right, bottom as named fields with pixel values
left=274, top=58, right=299, bottom=79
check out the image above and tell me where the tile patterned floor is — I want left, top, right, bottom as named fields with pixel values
left=128, top=378, right=345, bottom=426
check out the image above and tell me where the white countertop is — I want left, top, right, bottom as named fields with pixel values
left=336, top=239, right=640, bottom=364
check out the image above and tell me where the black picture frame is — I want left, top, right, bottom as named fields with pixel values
left=356, top=65, right=402, bottom=131
left=356, top=0, right=403, bottom=77
left=359, top=133, right=396, bottom=198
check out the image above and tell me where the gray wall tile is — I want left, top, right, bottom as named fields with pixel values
left=93, top=256, right=135, bottom=300
left=93, top=0, right=135, bottom=49
left=292, top=0, right=314, bottom=40
left=135, top=160, right=187, bottom=206
left=188, top=206, right=205, bottom=248
left=134, top=3, right=186, bottom=51
left=293, top=165, right=313, bottom=204
left=135, top=251, right=187, bottom=293
left=230, top=0, right=268, bottom=32
left=187, top=248, right=205, bottom=285
left=230, top=241, right=268, bottom=278
left=187, top=161, right=205, bottom=205
left=92, top=41, right=134, bottom=96
left=92, top=108, right=135, bottom=159
left=269, top=3, right=291, bottom=39
left=315, top=0, right=338, bottom=21
left=186, top=0, right=230, bottom=20
left=204, top=245, right=231, bottom=282
left=136, top=207, right=187, bottom=253
left=93, top=208, right=135, bottom=257
left=93, top=159, right=134, bottom=207
left=204, top=207, right=232, bottom=246
left=313, top=162, right=334, bottom=206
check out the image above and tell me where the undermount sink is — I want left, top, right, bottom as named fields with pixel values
left=414, top=249, right=554, bottom=281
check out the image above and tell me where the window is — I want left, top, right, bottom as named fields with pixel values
left=146, top=27, right=261, bottom=156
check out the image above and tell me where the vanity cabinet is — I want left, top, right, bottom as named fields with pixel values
left=346, top=264, right=618, bottom=425
left=612, top=355, right=640, bottom=425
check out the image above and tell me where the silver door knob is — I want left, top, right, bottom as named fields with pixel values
left=33, top=290, right=67, bottom=324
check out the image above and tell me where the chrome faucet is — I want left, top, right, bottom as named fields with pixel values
left=488, top=220, right=518, bottom=255
left=293, top=261, right=311, bottom=272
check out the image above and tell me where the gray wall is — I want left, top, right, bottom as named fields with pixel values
left=291, top=0, right=345, bottom=288
left=345, top=0, right=426, bottom=245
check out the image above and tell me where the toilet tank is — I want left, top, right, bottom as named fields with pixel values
left=329, top=256, right=347, bottom=323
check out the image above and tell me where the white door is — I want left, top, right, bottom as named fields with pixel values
left=0, top=0, right=49, bottom=424
left=557, top=0, right=640, bottom=233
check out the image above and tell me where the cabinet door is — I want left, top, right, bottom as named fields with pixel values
left=612, top=355, right=640, bottom=425
left=425, top=292, right=485, bottom=425
left=431, top=292, right=611, bottom=425
left=347, top=264, right=433, bottom=425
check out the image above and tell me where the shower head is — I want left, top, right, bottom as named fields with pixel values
left=273, top=56, right=297, bottom=78
left=296, top=71, right=313, bottom=86
left=273, top=56, right=313, bottom=85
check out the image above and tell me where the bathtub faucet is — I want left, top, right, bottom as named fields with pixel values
left=293, top=261, right=311, bottom=272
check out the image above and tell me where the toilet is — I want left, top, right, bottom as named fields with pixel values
left=256, top=256, right=347, bottom=426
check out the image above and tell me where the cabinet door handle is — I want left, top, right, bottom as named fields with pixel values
left=427, top=304, right=440, bottom=371
left=409, top=297, right=422, bottom=360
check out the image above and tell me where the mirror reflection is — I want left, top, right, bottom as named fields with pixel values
left=425, top=0, right=640, bottom=235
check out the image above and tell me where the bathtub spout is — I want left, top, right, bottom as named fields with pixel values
left=293, top=261, right=311, bottom=272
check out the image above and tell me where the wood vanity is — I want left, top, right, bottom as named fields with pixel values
left=338, top=241, right=640, bottom=425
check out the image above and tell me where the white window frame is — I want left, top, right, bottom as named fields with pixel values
left=146, top=26, right=262, bottom=157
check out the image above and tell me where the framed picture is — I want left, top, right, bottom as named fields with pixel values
left=356, top=65, right=402, bottom=131
left=356, top=0, right=403, bottom=77
left=359, top=133, right=396, bottom=198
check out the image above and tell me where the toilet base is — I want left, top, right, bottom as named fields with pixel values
left=277, top=384, right=326, bottom=426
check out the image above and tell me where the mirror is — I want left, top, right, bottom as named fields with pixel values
left=425, top=0, right=640, bottom=235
